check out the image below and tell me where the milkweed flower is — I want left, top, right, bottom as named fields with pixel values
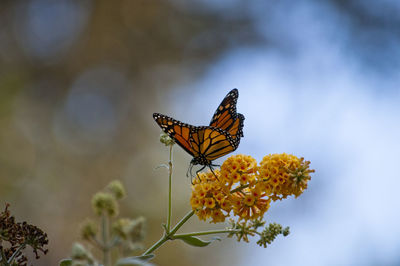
left=190, top=153, right=314, bottom=223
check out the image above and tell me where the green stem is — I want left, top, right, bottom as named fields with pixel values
left=7, top=244, right=25, bottom=264
left=102, top=214, right=111, bottom=266
left=0, top=247, right=8, bottom=266
left=90, top=237, right=104, bottom=250
left=142, top=210, right=195, bottom=255
left=173, top=229, right=240, bottom=238
left=230, top=184, right=250, bottom=193
left=230, top=178, right=270, bottom=194
left=168, top=210, right=195, bottom=235
left=166, top=145, right=173, bottom=232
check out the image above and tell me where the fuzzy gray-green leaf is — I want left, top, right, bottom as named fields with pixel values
left=174, top=235, right=215, bottom=247
left=116, top=254, right=155, bottom=266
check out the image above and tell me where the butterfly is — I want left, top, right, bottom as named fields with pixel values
left=153, top=89, right=244, bottom=178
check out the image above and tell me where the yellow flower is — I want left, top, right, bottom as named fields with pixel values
left=230, top=161, right=240, bottom=172
left=239, top=173, right=255, bottom=185
left=197, top=209, right=211, bottom=221
left=202, top=183, right=212, bottom=193
left=211, top=209, right=226, bottom=223
left=197, top=190, right=207, bottom=198
left=219, top=198, right=232, bottom=212
left=230, top=172, right=241, bottom=183
left=205, top=198, right=216, bottom=208
left=243, top=194, right=256, bottom=206
left=190, top=197, right=203, bottom=210
left=213, top=192, right=225, bottom=204
left=258, top=153, right=314, bottom=200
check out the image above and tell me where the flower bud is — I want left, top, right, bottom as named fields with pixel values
left=107, top=180, right=126, bottom=200
left=283, top=226, right=290, bottom=237
left=91, top=192, right=118, bottom=216
left=112, top=216, right=146, bottom=242
left=160, top=133, right=175, bottom=146
left=80, top=219, right=98, bottom=240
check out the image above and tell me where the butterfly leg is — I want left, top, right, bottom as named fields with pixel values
left=186, top=163, right=193, bottom=178
left=187, top=163, right=196, bottom=184
left=194, top=166, right=206, bottom=184
left=208, top=165, right=219, bottom=181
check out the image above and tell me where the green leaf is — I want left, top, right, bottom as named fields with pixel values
left=116, top=254, right=155, bottom=266
left=59, top=259, right=72, bottom=266
left=174, top=235, right=219, bottom=247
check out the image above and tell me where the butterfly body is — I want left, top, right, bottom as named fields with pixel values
left=153, top=89, right=244, bottom=174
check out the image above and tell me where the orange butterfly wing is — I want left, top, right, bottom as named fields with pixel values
left=227, top=113, right=244, bottom=140
left=209, top=89, right=244, bottom=140
left=190, top=127, right=238, bottom=162
left=153, top=113, right=196, bottom=157
left=209, top=89, right=238, bottom=130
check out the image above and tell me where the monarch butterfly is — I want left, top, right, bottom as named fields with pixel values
left=153, top=89, right=244, bottom=178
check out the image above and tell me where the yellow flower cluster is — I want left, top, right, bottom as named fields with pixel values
left=258, top=153, right=314, bottom=200
left=190, top=153, right=314, bottom=222
left=190, top=170, right=231, bottom=223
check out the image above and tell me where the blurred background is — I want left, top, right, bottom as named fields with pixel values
left=1, top=0, right=400, bottom=265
